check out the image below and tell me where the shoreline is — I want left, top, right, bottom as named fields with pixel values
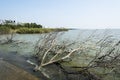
left=0, top=51, right=49, bottom=80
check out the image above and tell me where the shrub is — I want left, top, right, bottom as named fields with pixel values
left=0, top=26, right=11, bottom=34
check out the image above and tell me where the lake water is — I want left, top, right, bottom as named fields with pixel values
left=0, top=29, right=120, bottom=80
left=0, top=29, right=120, bottom=55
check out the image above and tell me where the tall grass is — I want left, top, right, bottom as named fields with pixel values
left=16, top=28, right=51, bottom=34
left=16, top=28, right=68, bottom=34
left=0, top=24, right=68, bottom=34
left=0, top=26, right=11, bottom=34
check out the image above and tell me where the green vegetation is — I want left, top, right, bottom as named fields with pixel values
left=0, top=26, right=11, bottom=34
left=16, top=28, right=52, bottom=34
left=16, top=28, right=68, bottom=34
left=0, top=20, right=68, bottom=34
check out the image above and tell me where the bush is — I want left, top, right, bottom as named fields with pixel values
left=0, top=26, right=11, bottom=34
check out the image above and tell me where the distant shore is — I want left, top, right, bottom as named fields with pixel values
left=0, top=22, right=69, bottom=34
left=16, top=28, right=69, bottom=34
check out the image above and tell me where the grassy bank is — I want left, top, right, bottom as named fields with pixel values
left=17, top=28, right=68, bottom=34
left=0, top=27, right=11, bottom=34
left=0, top=27, right=68, bottom=34
left=0, top=21, right=68, bottom=34
left=17, top=28, right=53, bottom=34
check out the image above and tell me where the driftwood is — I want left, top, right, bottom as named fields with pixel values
left=26, top=32, right=120, bottom=80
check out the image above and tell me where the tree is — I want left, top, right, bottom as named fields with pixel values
left=36, top=24, right=42, bottom=28
left=24, top=23, right=30, bottom=28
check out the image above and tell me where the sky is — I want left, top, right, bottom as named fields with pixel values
left=0, top=0, right=120, bottom=29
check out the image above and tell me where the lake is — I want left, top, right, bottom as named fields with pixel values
left=0, top=29, right=120, bottom=80
left=0, top=29, right=120, bottom=55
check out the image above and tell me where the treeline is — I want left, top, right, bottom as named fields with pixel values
left=0, top=24, right=42, bottom=34
left=0, top=20, right=42, bottom=29
left=0, top=20, right=68, bottom=34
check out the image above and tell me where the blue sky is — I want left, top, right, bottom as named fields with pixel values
left=0, top=0, right=120, bottom=29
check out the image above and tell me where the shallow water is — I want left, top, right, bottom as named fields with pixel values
left=0, top=29, right=120, bottom=64
left=0, top=29, right=120, bottom=63
left=0, top=29, right=120, bottom=80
